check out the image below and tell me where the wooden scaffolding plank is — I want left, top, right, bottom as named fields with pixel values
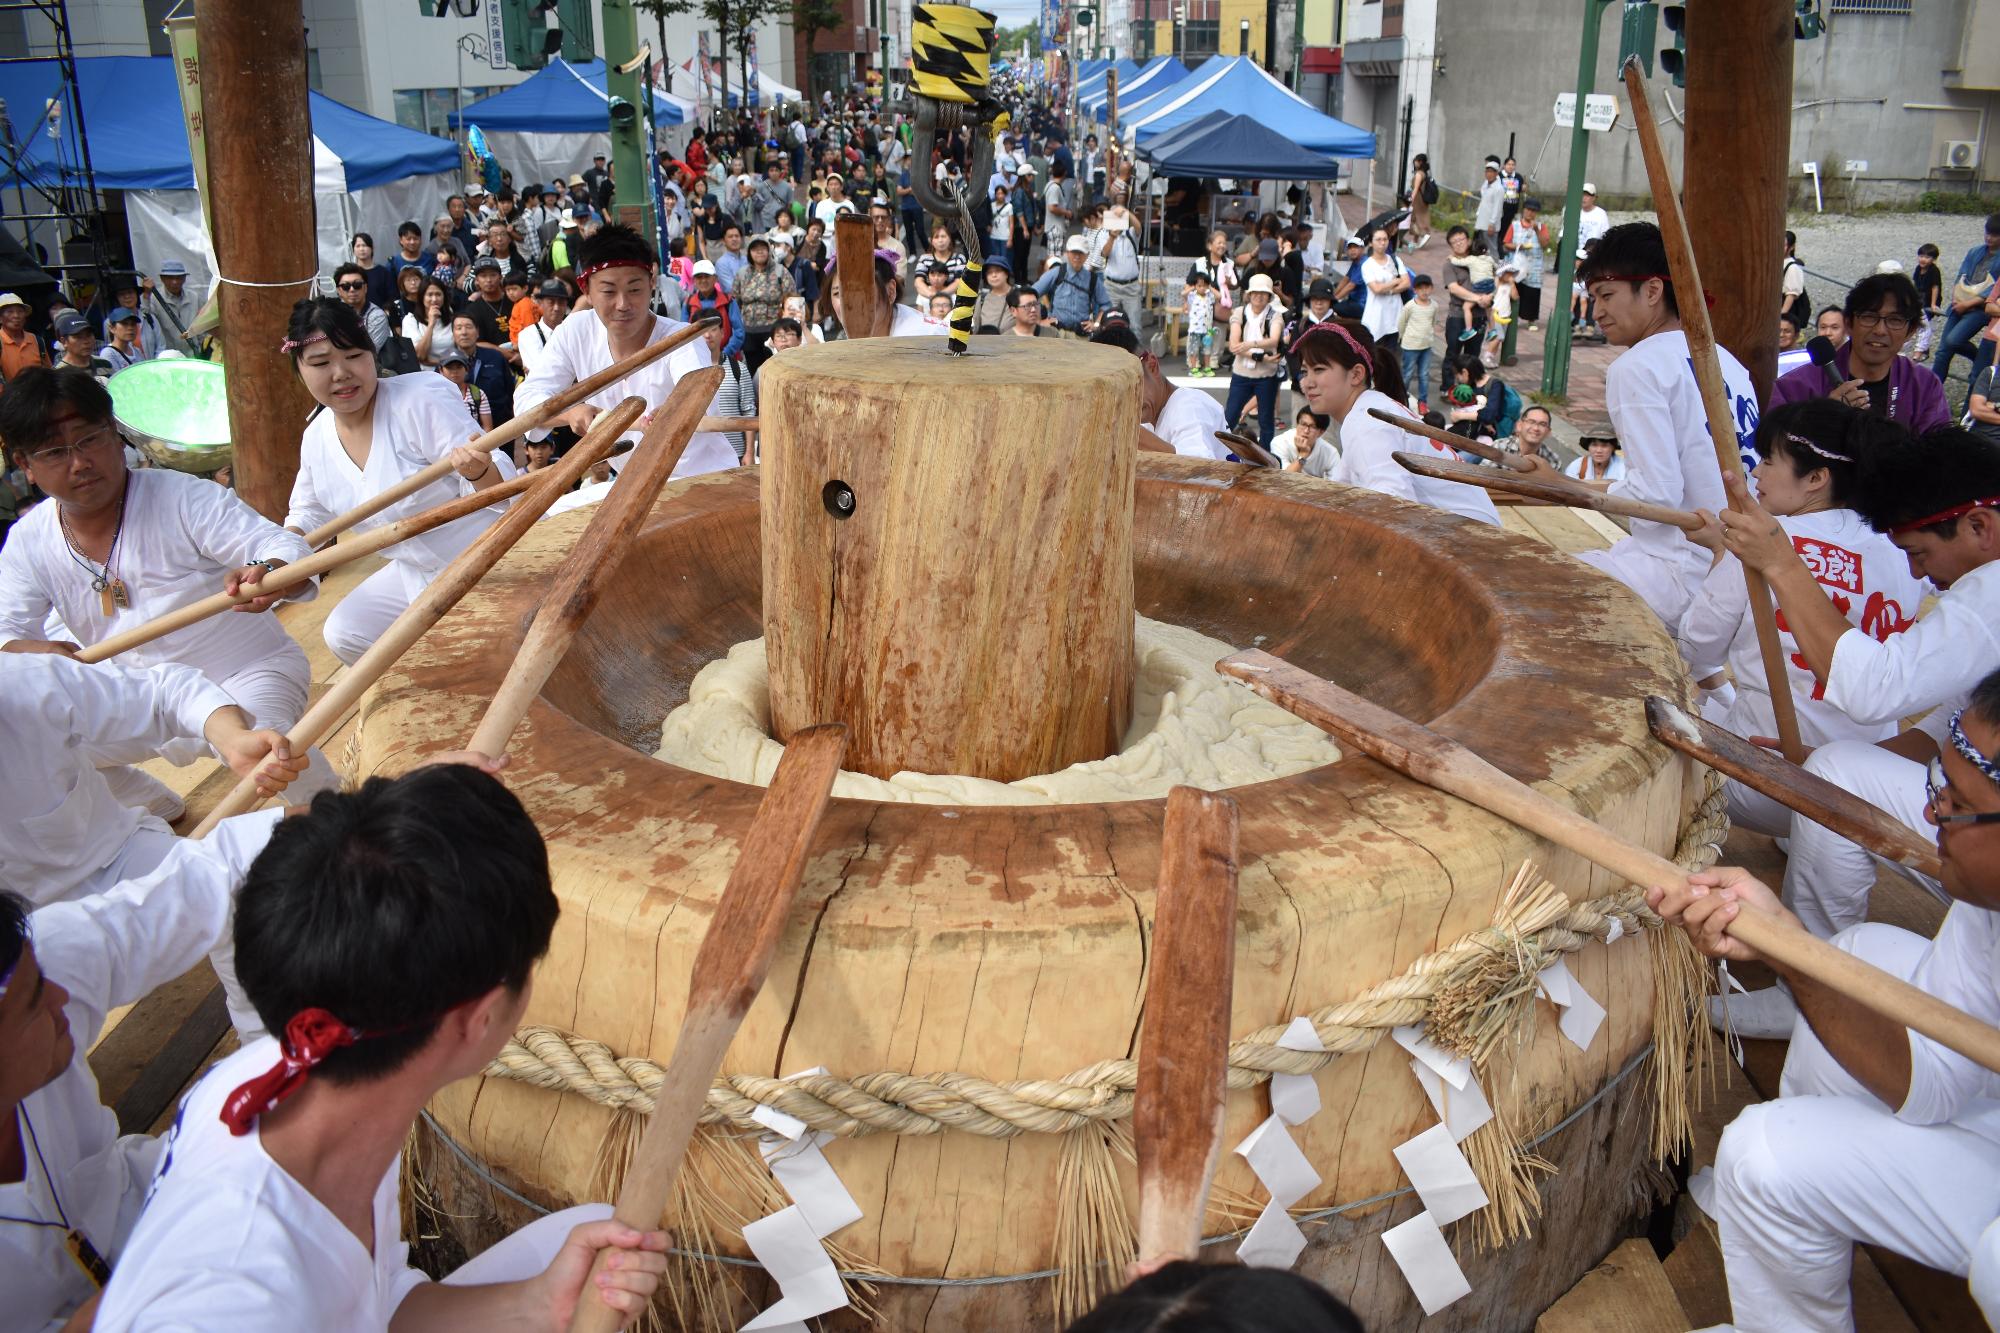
left=1537, top=1238, right=1689, bottom=1333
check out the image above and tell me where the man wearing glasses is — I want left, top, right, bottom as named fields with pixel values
left=0, top=367, right=334, bottom=838
left=1704, top=424, right=2000, bottom=1040
left=1647, top=667, right=2000, bottom=1333
left=331, top=262, right=390, bottom=354
left=1769, top=270, right=1951, bottom=433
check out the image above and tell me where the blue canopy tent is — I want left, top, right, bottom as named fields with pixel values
left=1137, top=111, right=1345, bottom=181
left=450, top=58, right=693, bottom=193
left=1077, top=57, right=1112, bottom=82
left=1080, top=55, right=1187, bottom=118
left=1075, top=58, right=1141, bottom=104
left=0, top=55, right=462, bottom=292
left=1124, top=57, right=1375, bottom=157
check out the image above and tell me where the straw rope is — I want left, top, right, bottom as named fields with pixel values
left=484, top=770, right=1729, bottom=1139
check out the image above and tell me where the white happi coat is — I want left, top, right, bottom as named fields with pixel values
left=284, top=372, right=515, bottom=578
left=512, top=308, right=736, bottom=477
left=0, top=468, right=314, bottom=753
left=0, top=655, right=235, bottom=906
left=8, top=810, right=281, bottom=1333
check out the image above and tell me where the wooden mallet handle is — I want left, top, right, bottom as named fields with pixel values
left=76, top=472, right=538, bottom=664
left=833, top=213, right=889, bottom=340
left=1214, top=429, right=1280, bottom=469
left=303, top=318, right=715, bottom=547
left=1135, top=786, right=1241, bottom=1268
left=697, top=415, right=760, bottom=434
left=1217, top=649, right=2000, bottom=1078
left=466, top=367, right=722, bottom=760
left=1620, top=59, right=1805, bottom=766
left=190, top=399, right=646, bottom=837
left=1367, top=405, right=1536, bottom=473
left=565, top=723, right=848, bottom=1333
left=1392, top=450, right=1704, bottom=531
left=1645, top=696, right=1944, bottom=881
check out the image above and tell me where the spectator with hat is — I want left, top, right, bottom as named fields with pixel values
left=1564, top=427, right=1626, bottom=484
left=972, top=257, right=1013, bottom=334
left=1476, top=156, right=1506, bottom=254
left=100, top=307, right=148, bottom=373
left=1285, top=277, right=1340, bottom=391
left=1010, top=162, right=1038, bottom=279
left=433, top=348, right=491, bottom=431
left=0, top=292, right=49, bottom=388
left=144, top=260, right=201, bottom=356
left=1224, top=273, right=1287, bottom=451
left=1033, top=236, right=1112, bottom=335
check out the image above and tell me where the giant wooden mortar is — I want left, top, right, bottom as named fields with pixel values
left=359, top=339, right=1704, bottom=1331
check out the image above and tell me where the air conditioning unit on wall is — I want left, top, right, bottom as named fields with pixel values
left=1942, top=140, right=1980, bottom=171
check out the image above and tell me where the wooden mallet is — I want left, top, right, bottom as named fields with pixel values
left=1645, top=696, right=1944, bottom=881
left=304, top=318, right=716, bottom=547
left=76, top=471, right=539, bottom=664
left=1367, top=405, right=1537, bottom=473
left=1216, top=649, right=2000, bottom=1077
left=564, top=722, right=848, bottom=1333
left=833, top=213, right=890, bottom=340
left=1214, top=429, right=1281, bottom=469
left=189, top=399, right=646, bottom=837
left=1393, top=450, right=1705, bottom=532
left=466, top=367, right=722, bottom=760
left=1134, top=786, right=1241, bottom=1271
left=1621, top=57, right=1805, bottom=766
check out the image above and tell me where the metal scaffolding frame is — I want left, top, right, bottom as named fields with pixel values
left=0, top=0, right=113, bottom=294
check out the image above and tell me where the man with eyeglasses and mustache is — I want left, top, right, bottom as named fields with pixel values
left=1648, top=664, right=2000, bottom=1333
left=1703, top=424, right=2000, bottom=1043
left=0, top=367, right=336, bottom=839
left=1770, top=270, right=1951, bottom=433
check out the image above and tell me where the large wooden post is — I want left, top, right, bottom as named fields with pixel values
left=196, top=0, right=319, bottom=521
left=1684, top=2, right=1792, bottom=403
left=761, top=338, right=1138, bottom=782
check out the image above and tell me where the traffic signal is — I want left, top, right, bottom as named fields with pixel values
left=1659, top=3, right=1686, bottom=88
left=556, top=0, right=596, bottom=62
left=500, top=0, right=567, bottom=69
left=1794, top=0, right=1823, bottom=39
left=1617, top=0, right=1657, bottom=78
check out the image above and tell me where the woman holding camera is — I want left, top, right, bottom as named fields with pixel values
left=1223, top=273, right=1286, bottom=450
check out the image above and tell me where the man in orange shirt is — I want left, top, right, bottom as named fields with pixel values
left=0, top=292, right=48, bottom=390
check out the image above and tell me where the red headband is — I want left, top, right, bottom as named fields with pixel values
left=1889, top=496, right=2000, bottom=536
left=1296, top=322, right=1375, bottom=382
left=221, top=1008, right=387, bottom=1136
left=576, top=257, right=652, bottom=286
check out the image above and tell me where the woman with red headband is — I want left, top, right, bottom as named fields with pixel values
left=92, top=760, right=671, bottom=1331
left=512, top=222, right=735, bottom=479
left=1294, top=318, right=1499, bottom=526
left=1704, top=423, right=2000, bottom=1040
left=281, top=297, right=516, bottom=668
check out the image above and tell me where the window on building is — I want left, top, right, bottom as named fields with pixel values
left=394, top=87, right=504, bottom=138
left=1182, top=19, right=1219, bottom=56
left=1827, top=0, right=1910, bottom=12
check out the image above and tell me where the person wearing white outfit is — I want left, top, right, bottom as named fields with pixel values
left=1648, top=675, right=2000, bottom=1333
left=1568, top=224, right=1761, bottom=628
left=0, top=653, right=301, bottom=909
left=1090, top=324, right=1230, bottom=461
left=513, top=224, right=734, bottom=480
left=1677, top=403, right=1926, bottom=832
left=1356, top=226, right=1410, bottom=343
left=281, top=298, right=518, bottom=668
left=0, top=367, right=332, bottom=806
left=1, top=808, right=285, bottom=1333
left=1709, top=424, right=2000, bottom=1039
left=1295, top=318, right=1500, bottom=527
left=93, top=761, right=670, bottom=1332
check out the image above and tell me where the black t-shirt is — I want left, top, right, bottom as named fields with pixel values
left=461, top=296, right=508, bottom=345
left=1914, top=263, right=1943, bottom=311
left=1862, top=371, right=1891, bottom=417
left=1971, top=367, right=2000, bottom=443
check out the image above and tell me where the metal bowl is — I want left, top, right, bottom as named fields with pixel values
left=108, top=358, right=232, bottom=475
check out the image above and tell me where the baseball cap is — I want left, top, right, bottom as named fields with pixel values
left=691, top=259, right=718, bottom=277
left=593, top=152, right=606, bottom=161
left=559, top=209, right=579, bottom=228
left=471, top=256, right=502, bottom=273
left=1874, top=259, right=1905, bottom=274
left=1018, top=163, right=1037, bottom=176
left=0, top=293, right=25, bottom=309
left=747, top=233, right=771, bottom=248
left=468, top=183, right=489, bottom=197
left=436, top=348, right=470, bottom=368
left=159, top=259, right=188, bottom=276
left=1257, top=238, right=1279, bottom=262
left=1345, top=234, right=1366, bottom=248
left=53, top=310, right=89, bottom=337
left=1581, top=181, right=1598, bottom=194
left=536, top=279, right=570, bottom=299
left=1307, top=278, right=1336, bottom=302
left=108, top=306, right=141, bottom=324
left=1064, top=235, right=1088, bottom=253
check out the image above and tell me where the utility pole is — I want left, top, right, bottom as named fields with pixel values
left=602, top=0, right=657, bottom=246
left=1540, top=0, right=1614, bottom=401
left=197, top=0, right=317, bottom=522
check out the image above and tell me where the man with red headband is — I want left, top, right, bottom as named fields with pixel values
left=93, top=760, right=670, bottom=1331
left=1707, top=426, right=2000, bottom=1037
left=513, top=223, right=735, bottom=480
left=1646, top=668, right=2000, bottom=1333
left=1569, top=222, right=1761, bottom=628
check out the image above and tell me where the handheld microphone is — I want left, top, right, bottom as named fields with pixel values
left=1806, top=335, right=1838, bottom=368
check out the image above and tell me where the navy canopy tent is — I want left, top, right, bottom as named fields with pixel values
left=1124, top=57, right=1375, bottom=157
left=1138, top=111, right=1345, bottom=181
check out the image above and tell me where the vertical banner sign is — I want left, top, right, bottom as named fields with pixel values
left=697, top=30, right=712, bottom=116
left=163, top=15, right=212, bottom=235
left=487, top=0, right=507, bottom=70
left=746, top=31, right=761, bottom=109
